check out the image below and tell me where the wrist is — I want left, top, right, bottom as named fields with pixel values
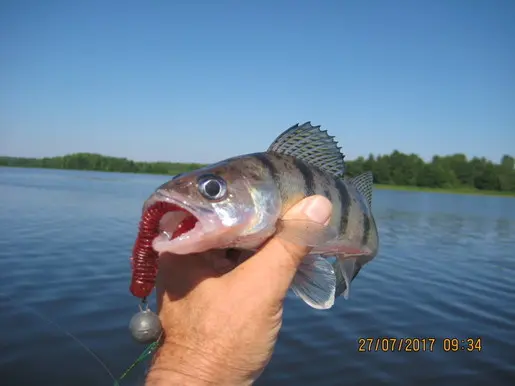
left=145, top=342, right=216, bottom=385
left=145, top=368, right=214, bottom=386
left=145, top=340, right=252, bottom=386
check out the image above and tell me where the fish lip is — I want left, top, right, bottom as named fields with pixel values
left=145, top=189, right=214, bottom=228
left=145, top=189, right=199, bottom=217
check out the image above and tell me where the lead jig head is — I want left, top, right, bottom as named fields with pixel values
left=129, top=299, right=162, bottom=344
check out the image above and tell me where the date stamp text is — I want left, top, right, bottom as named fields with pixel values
left=357, top=337, right=482, bottom=352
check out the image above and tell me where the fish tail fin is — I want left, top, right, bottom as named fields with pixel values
left=291, top=254, right=336, bottom=310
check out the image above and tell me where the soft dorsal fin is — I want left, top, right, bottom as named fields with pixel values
left=348, top=171, right=374, bottom=207
left=267, top=122, right=346, bottom=176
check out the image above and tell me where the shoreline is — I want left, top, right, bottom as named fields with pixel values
left=374, top=184, right=515, bottom=198
left=2, top=165, right=514, bottom=198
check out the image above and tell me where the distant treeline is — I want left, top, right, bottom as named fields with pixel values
left=1, top=151, right=514, bottom=192
left=345, top=152, right=515, bottom=192
left=0, top=153, right=205, bottom=176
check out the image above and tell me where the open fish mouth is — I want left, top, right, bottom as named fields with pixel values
left=129, top=192, right=210, bottom=298
left=152, top=204, right=202, bottom=250
left=144, top=192, right=207, bottom=254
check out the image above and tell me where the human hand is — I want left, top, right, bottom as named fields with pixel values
left=145, top=195, right=333, bottom=386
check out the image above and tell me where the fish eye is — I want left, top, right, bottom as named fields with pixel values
left=197, top=174, right=227, bottom=201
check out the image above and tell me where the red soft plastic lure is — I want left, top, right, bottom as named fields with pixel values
left=129, top=201, right=197, bottom=298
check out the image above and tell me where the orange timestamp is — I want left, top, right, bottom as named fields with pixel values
left=357, top=337, right=482, bottom=353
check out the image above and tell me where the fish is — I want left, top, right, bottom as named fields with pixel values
left=131, top=122, right=379, bottom=310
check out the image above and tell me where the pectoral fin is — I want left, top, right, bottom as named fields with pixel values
left=275, top=219, right=339, bottom=247
left=291, top=254, right=336, bottom=310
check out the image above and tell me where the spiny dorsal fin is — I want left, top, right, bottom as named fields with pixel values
left=348, top=171, right=374, bottom=207
left=267, top=122, right=346, bottom=176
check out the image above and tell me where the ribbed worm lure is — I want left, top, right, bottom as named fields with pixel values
left=128, top=201, right=197, bottom=343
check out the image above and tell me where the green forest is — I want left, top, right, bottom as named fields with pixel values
left=1, top=151, right=514, bottom=195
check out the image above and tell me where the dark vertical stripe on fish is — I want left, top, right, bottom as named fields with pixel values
left=293, top=158, right=316, bottom=195
left=252, top=153, right=281, bottom=185
left=319, top=170, right=335, bottom=202
left=335, top=178, right=350, bottom=234
left=361, top=213, right=371, bottom=247
left=323, top=189, right=331, bottom=200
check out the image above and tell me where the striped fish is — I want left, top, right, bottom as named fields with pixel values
left=145, top=122, right=379, bottom=309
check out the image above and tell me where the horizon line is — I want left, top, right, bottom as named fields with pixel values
left=0, top=150, right=512, bottom=165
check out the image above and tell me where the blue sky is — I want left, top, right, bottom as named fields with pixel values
left=1, top=0, right=514, bottom=164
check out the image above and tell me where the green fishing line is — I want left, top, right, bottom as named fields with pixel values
left=114, top=339, right=161, bottom=386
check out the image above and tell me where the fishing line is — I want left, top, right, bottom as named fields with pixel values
left=0, top=292, right=159, bottom=385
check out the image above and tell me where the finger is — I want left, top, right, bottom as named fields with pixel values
left=228, top=195, right=333, bottom=298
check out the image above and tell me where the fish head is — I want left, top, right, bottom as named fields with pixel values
left=145, top=155, right=282, bottom=255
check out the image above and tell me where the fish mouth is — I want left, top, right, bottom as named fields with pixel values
left=144, top=190, right=226, bottom=255
left=145, top=190, right=210, bottom=255
left=152, top=206, right=203, bottom=252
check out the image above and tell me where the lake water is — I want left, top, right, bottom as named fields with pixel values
left=0, top=167, right=514, bottom=386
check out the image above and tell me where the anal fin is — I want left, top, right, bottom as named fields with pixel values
left=291, top=254, right=336, bottom=310
left=333, top=257, right=360, bottom=300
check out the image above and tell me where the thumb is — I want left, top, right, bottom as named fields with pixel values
left=230, top=195, right=333, bottom=298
